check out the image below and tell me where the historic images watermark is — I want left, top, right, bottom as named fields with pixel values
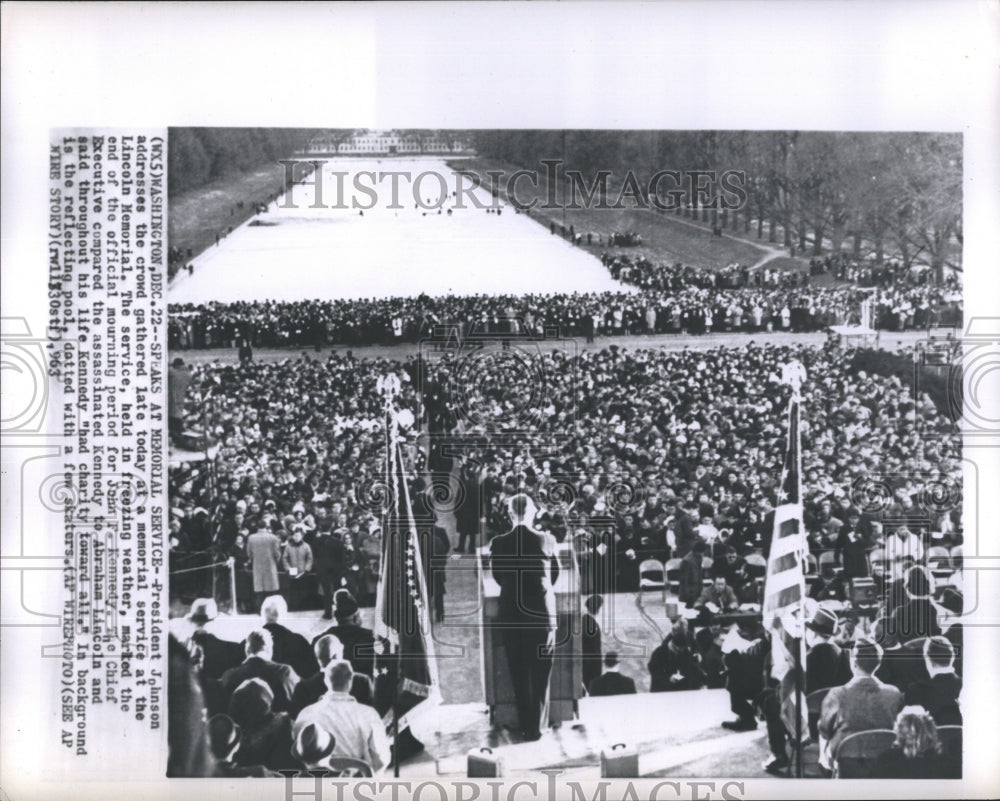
left=277, top=159, right=748, bottom=213
left=280, top=771, right=747, bottom=801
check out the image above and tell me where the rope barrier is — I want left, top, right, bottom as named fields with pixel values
left=169, top=560, right=231, bottom=575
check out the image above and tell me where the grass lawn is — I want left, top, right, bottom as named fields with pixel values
left=168, top=163, right=297, bottom=273
left=451, top=157, right=768, bottom=272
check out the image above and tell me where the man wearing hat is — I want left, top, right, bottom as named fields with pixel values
left=187, top=598, right=244, bottom=682
left=805, top=607, right=851, bottom=737
left=290, top=723, right=338, bottom=774
left=208, top=713, right=280, bottom=777
left=312, top=589, right=378, bottom=680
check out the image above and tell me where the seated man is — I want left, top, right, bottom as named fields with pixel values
left=819, top=640, right=904, bottom=771
left=694, top=576, right=739, bottom=623
left=648, top=628, right=706, bottom=692
left=588, top=652, right=637, bottom=697
left=255, top=595, right=320, bottom=681
left=904, top=636, right=962, bottom=726
left=294, top=660, right=391, bottom=774
left=208, top=713, right=281, bottom=778
left=219, top=629, right=299, bottom=713
left=809, top=561, right=847, bottom=603
left=289, top=634, right=374, bottom=717
left=713, top=546, right=755, bottom=602
left=290, top=723, right=338, bottom=775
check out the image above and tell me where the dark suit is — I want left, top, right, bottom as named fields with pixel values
left=806, top=640, right=850, bottom=740
left=259, top=622, right=320, bottom=681
left=806, top=641, right=850, bottom=694
left=891, top=597, right=941, bottom=643
left=678, top=552, right=703, bottom=607
left=904, top=672, right=962, bottom=725
left=312, top=531, right=348, bottom=617
left=875, top=644, right=928, bottom=693
left=422, top=525, right=451, bottom=622
left=809, top=575, right=847, bottom=602
left=311, top=622, right=378, bottom=678
left=489, top=524, right=560, bottom=738
left=581, top=611, right=602, bottom=692
left=647, top=640, right=706, bottom=692
left=189, top=629, right=244, bottom=680
left=455, top=468, right=483, bottom=553
left=219, top=656, right=299, bottom=713
left=835, top=525, right=871, bottom=579
left=588, top=670, right=637, bottom=697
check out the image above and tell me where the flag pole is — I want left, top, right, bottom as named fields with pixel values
left=378, top=373, right=404, bottom=779
left=791, top=373, right=805, bottom=778
left=393, top=643, right=401, bottom=778
left=794, top=633, right=804, bottom=777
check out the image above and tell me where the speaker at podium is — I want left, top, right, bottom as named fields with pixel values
left=478, top=541, right=583, bottom=731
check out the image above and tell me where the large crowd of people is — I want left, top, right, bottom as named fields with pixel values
left=169, top=337, right=962, bottom=611
left=601, top=252, right=805, bottom=291
left=168, top=330, right=963, bottom=778
left=167, top=281, right=962, bottom=350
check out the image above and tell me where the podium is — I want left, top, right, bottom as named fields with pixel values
left=478, top=542, right=582, bottom=729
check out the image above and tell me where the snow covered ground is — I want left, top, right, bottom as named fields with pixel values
left=169, top=157, right=630, bottom=303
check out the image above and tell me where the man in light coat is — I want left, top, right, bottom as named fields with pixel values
left=247, top=524, right=282, bottom=612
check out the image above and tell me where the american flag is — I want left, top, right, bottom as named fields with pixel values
left=372, top=413, right=441, bottom=737
left=763, top=391, right=809, bottom=740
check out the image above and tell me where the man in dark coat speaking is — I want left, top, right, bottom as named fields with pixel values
left=489, top=494, right=560, bottom=741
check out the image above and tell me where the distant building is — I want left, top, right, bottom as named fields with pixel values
left=304, top=130, right=471, bottom=156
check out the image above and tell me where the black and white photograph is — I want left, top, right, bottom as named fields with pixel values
left=2, top=3, right=998, bottom=800
left=164, top=127, right=966, bottom=779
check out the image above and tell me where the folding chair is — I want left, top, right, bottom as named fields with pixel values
left=834, top=729, right=896, bottom=778
left=638, top=559, right=667, bottom=606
